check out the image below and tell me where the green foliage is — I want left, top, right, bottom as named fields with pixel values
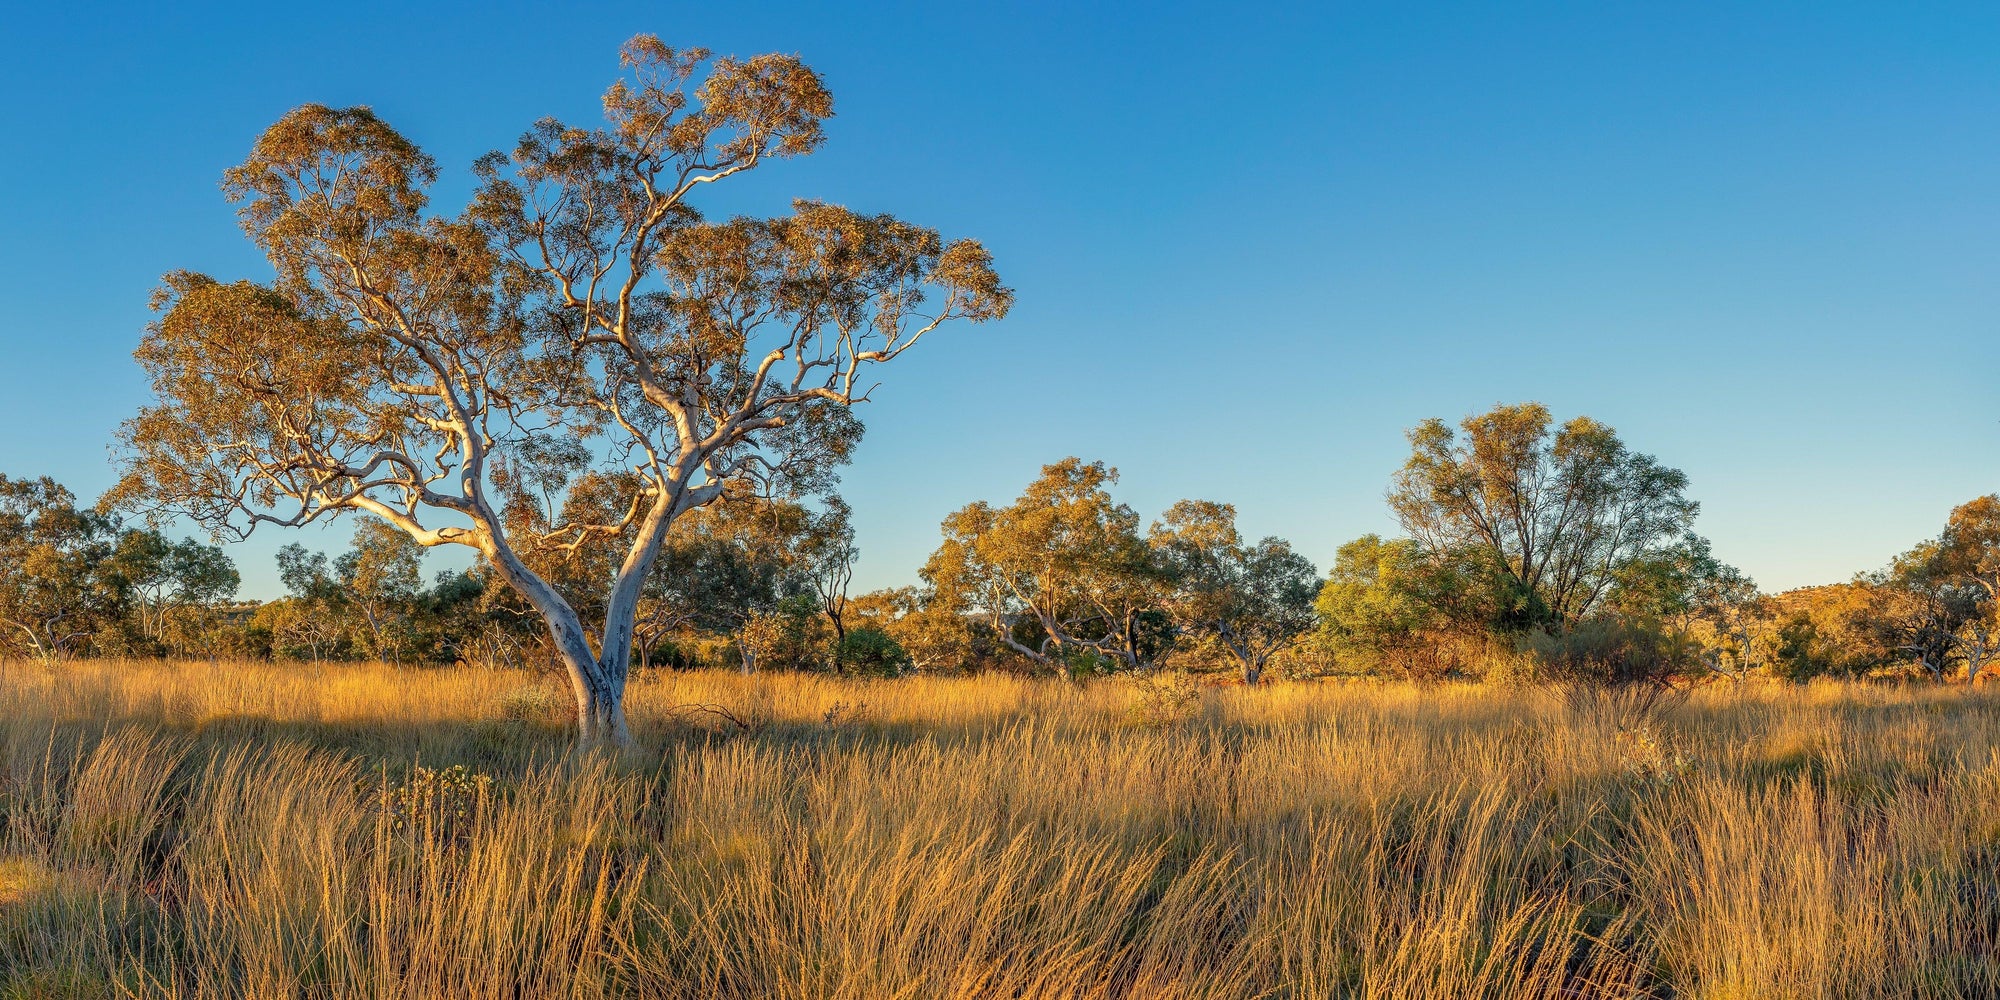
left=1316, top=537, right=1430, bottom=645
left=1770, top=614, right=1829, bottom=683
left=0, top=476, right=123, bottom=662
left=1388, top=403, right=1699, bottom=632
left=1521, top=619, right=1675, bottom=686
left=835, top=626, right=909, bottom=677
left=927, top=459, right=1161, bottom=674
left=1151, top=500, right=1318, bottom=682
left=742, top=594, right=833, bottom=673
left=1315, top=535, right=1475, bottom=679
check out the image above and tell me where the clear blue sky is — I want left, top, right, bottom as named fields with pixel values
left=2, top=1, right=1995, bottom=600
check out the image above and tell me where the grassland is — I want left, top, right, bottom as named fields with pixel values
left=5, top=660, right=2000, bottom=998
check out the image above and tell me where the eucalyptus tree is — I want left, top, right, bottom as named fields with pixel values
left=1865, top=542, right=1980, bottom=681
left=851, top=585, right=980, bottom=674
left=798, top=497, right=859, bottom=646
left=111, top=37, right=1011, bottom=745
left=335, top=518, right=426, bottom=664
left=1388, top=403, right=1699, bottom=632
left=1599, top=535, right=1758, bottom=677
left=1149, top=500, right=1318, bottom=684
left=0, top=476, right=122, bottom=663
left=1941, top=495, right=2000, bottom=681
left=108, top=529, right=239, bottom=653
left=924, top=459, right=1160, bottom=674
left=635, top=489, right=811, bottom=672
left=1313, top=534, right=1451, bottom=678
left=1689, top=562, right=1765, bottom=682
left=929, top=470, right=1317, bottom=679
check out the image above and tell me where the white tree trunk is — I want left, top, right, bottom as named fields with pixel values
left=486, top=541, right=636, bottom=749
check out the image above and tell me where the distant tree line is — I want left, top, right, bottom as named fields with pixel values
left=0, top=475, right=239, bottom=664
left=10, top=401, right=1992, bottom=687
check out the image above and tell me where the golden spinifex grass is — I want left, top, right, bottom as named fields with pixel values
left=6, top=662, right=2000, bottom=998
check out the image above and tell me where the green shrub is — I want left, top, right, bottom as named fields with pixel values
left=836, top=626, right=909, bottom=677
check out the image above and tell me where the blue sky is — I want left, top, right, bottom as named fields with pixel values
left=1, top=1, right=1995, bottom=600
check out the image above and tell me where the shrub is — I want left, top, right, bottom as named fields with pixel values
left=835, top=626, right=908, bottom=677
left=1522, top=619, right=1677, bottom=685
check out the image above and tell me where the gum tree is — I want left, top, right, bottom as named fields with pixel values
left=924, top=459, right=1160, bottom=674
left=1941, top=495, right=2000, bottom=681
left=107, top=528, right=239, bottom=652
left=0, top=475, right=122, bottom=664
left=1387, top=403, right=1698, bottom=632
left=1149, top=500, right=1318, bottom=684
left=111, top=37, right=1011, bottom=745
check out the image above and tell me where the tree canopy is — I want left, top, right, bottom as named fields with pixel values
left=1388, top=403, right=1699, bottom=632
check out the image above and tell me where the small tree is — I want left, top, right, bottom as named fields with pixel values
left=1692, top=569, right=1766, bottom=682
left=107, top=528, right=239, bottom=655
left=110, top=38, right=1009, bottom=745
left=1314, top=534, right=1452, bottom=679
left=1603, top=536, right=1754, bottom=680
left=1941, top=496, right=2000, bottom=682
left=0, top=476, right=122, bottom=664
left=1150, top=500, right=1317, bottom=684
left=1388, top=403, right=1698, bottom=632
left=1770, top=613, right=1829, bottom=683
left=851, top=585, right=980, bottom=673
left=335, top=518, right=425, bottom=665
left=637, top=490, right=811, bottom=672
left=739, top=593, right=831, bottom=672
left=924, top=459, right=1159, bottom=674
left=273, top=543, right=348, bottom=663
left=1863, top=543, right=1979, bottom=681
left=836, top=626, right=909, bottom=677
left=798, top=497, right=859, bottom=646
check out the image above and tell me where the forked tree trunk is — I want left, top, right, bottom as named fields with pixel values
left=491, top=547, right=638, bottom=749
left=1217, top=622, right=1263, bottom=686
left=1966, top=626, right=1994, bottom=684
left=570, top=666, right=631, bottom=747
left=552, top=617, right=632, bottom=748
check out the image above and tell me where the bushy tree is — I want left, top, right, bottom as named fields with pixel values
left=1602, top=536, right=1756, bottom=679
left=637, top=490, right=817, bottom=671
left=1150, top=500, right=1317, bottom=684
left=1861, top=543, right=1980, bottom=681
left=335, top=518, right=426, bottom=664
left=1388, top=403, right=1698, bottom=633
left=925, top=459, right=1160, bottom=675
left=1940, top=496, right=2000, bottom=681
left=0, top=476, right=123, bottom=663
left=850, top=585, right=984, bottom=673
left=106, top=528, right=240, bottom=656
left=739, top=593, right=831, bottom=673
left=835, top=625, right=909, bottom=677
left=1314, top=535, right=1451, bottom=679
left=1762, top=583, right=1896, bottom=680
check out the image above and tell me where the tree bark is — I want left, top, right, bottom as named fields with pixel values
left=552, top=617, right=631, bottom=748
left=484, top=538, right=637, bottom=749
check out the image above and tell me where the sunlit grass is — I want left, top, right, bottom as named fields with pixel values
left=6, top=659, right=2000, bottom=997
